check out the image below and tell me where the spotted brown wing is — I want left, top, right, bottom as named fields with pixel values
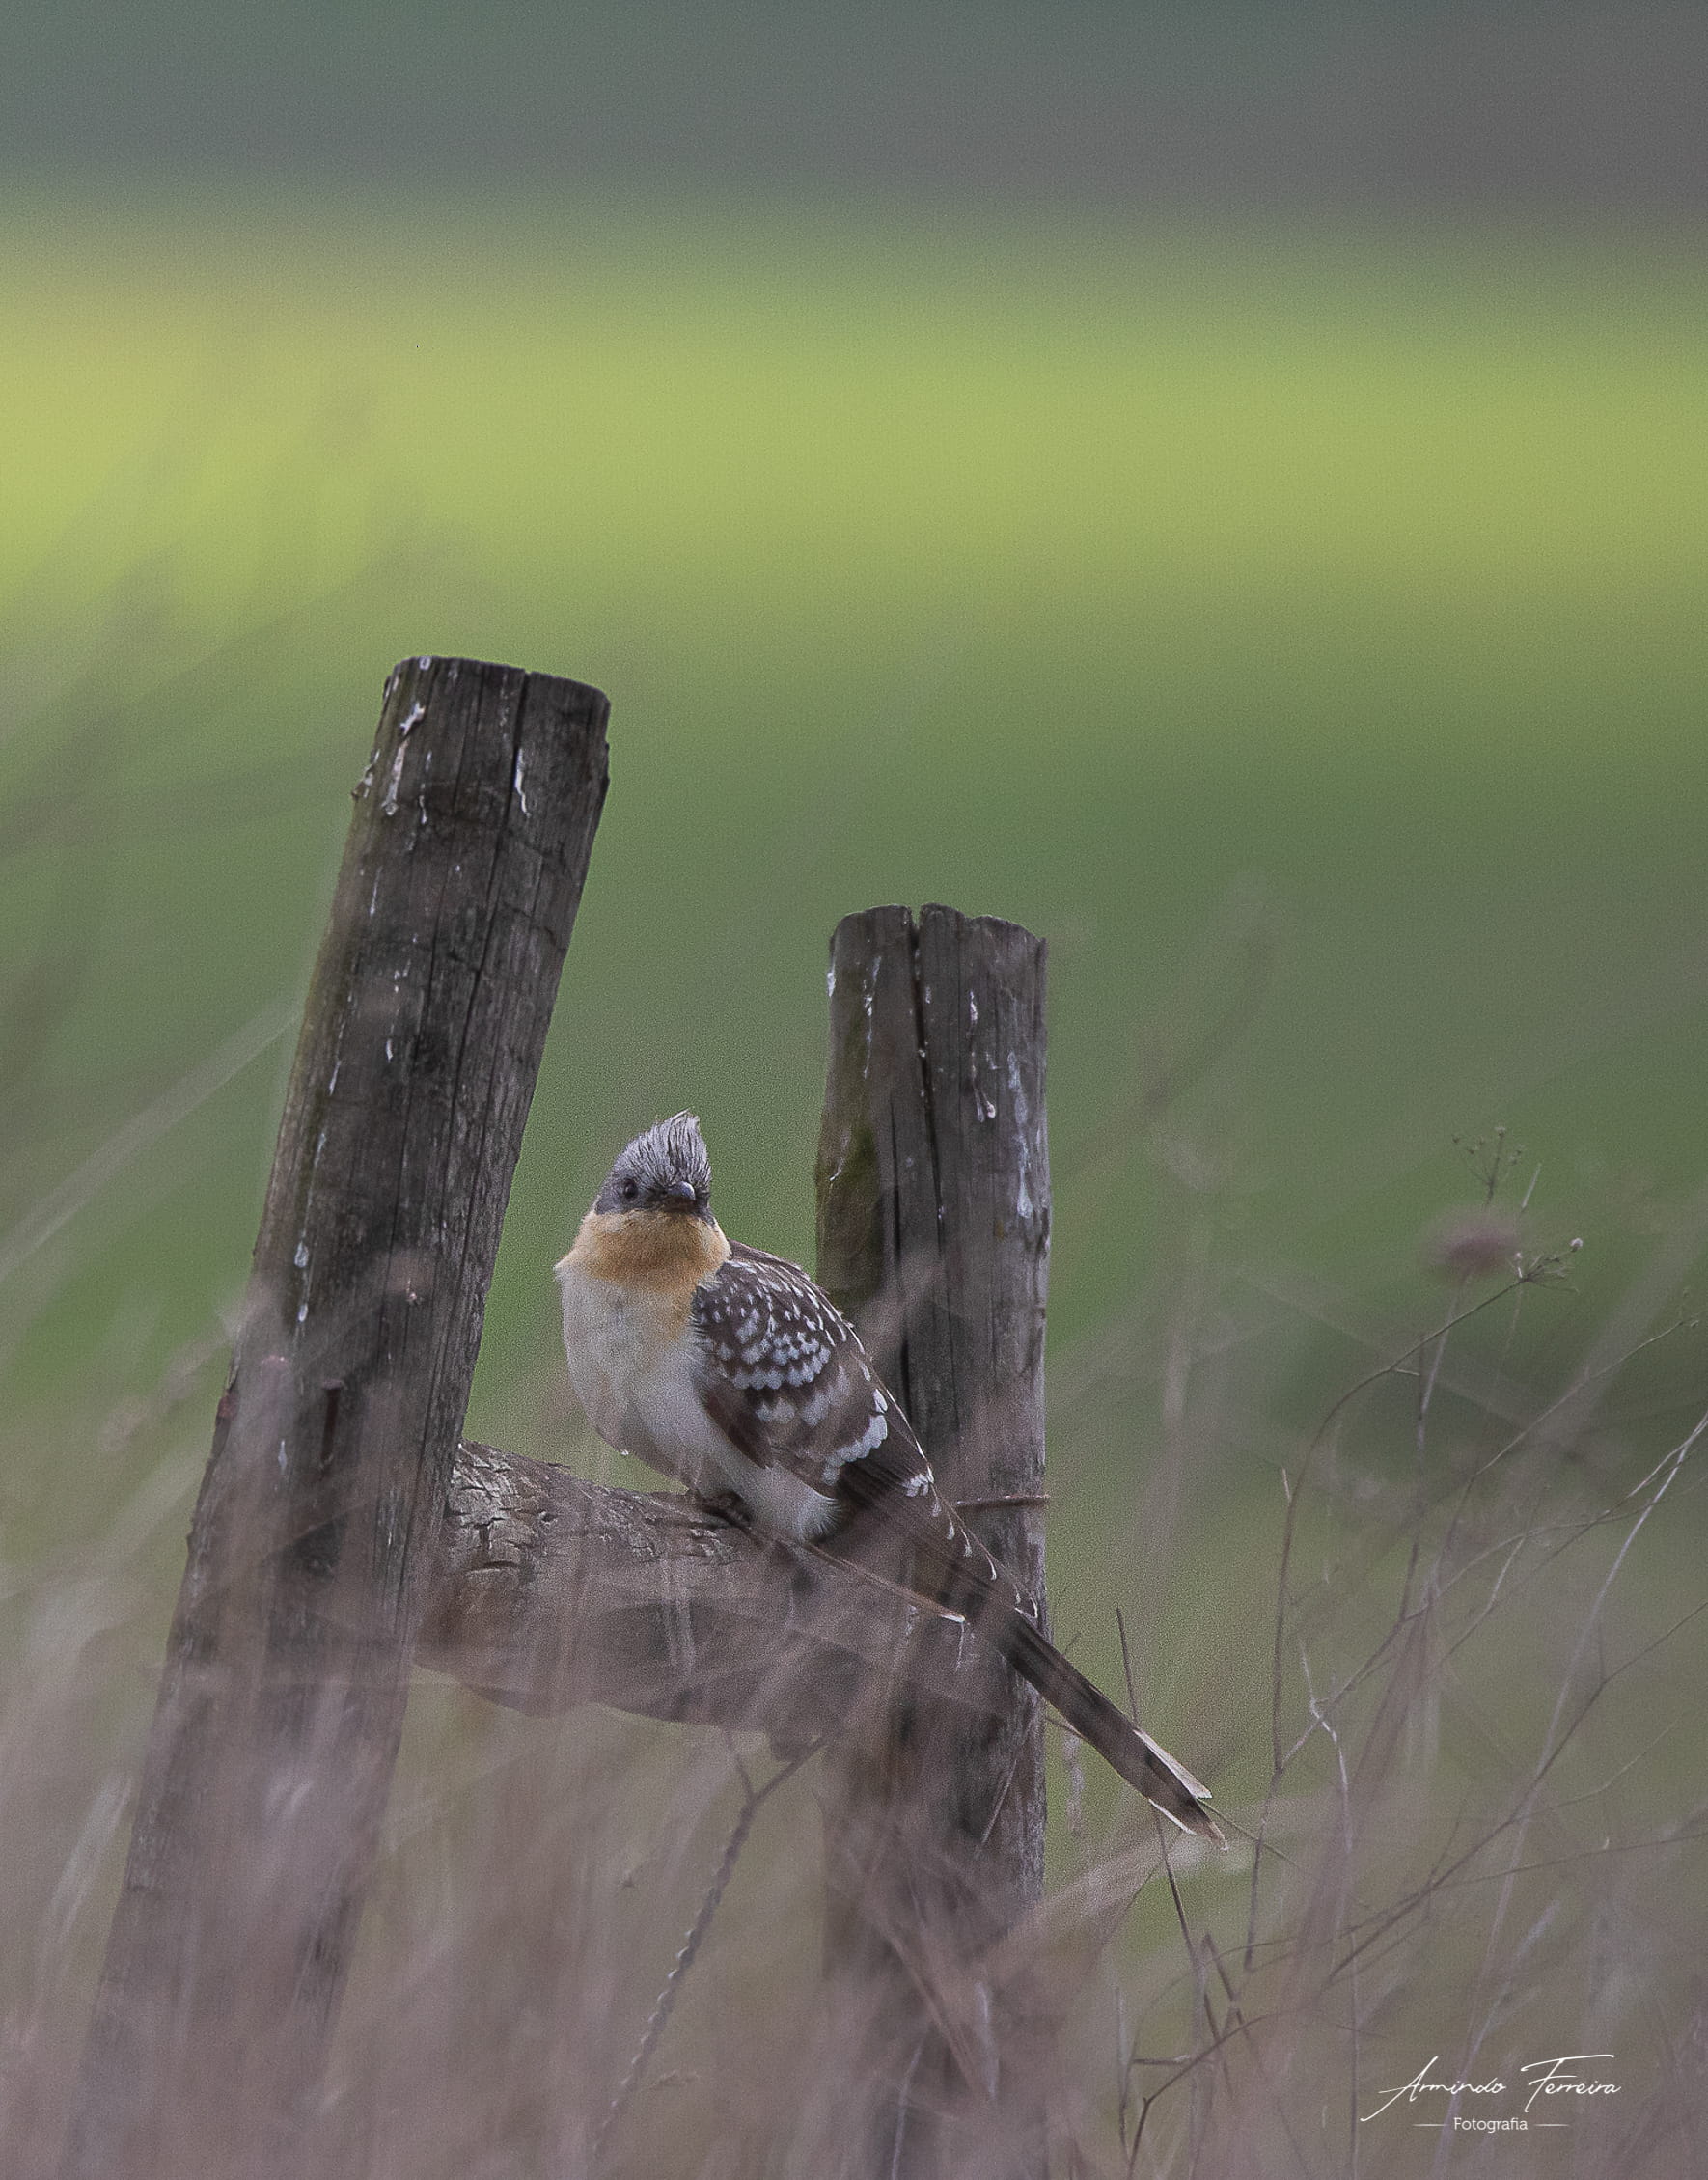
left=691, top=1249, right=1223, bottom=1838
left=689, top=1243, right=908, bottom=1493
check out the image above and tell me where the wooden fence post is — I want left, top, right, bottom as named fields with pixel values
left=815, top=904, right=1051, bottom=2180
left=60, top=657, right=608, bottom=2180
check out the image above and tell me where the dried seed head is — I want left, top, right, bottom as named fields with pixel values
left=1422, top=1207, right=1522, bottom=1282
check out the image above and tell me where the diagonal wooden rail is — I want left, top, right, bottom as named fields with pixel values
left=61, top=657, right=609, bottom=2180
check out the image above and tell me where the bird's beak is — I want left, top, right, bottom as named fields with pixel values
left=663, top=1179, right=699, bottom=1208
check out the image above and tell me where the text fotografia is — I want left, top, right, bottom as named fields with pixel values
left=1361, top=2055, right=1621, bottom=2129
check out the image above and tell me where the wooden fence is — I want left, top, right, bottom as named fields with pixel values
left=61, top=658, right=1052, bottom=2180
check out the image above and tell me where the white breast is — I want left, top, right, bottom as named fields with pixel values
left=556, top=1258, right=678, bottom=1466
left=554, top=1256, right=840, bottom=1539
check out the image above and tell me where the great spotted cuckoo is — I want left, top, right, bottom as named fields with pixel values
left=555, top=1113, right=1222, bottom=1842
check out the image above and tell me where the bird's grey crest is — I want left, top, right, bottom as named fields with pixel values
left=594, top=1112, right=713, bottom=1216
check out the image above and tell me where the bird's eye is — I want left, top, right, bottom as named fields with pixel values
left=620, top=1178, right=639, bottom=1202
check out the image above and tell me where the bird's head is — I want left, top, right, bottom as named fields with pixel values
left=592, top=1112, right=714, bottom=1222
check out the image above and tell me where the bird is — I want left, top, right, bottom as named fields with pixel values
left=555, top=1112, right=1224, bottom=1844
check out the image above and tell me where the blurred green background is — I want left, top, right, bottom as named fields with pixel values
left=7, top=209, right=1705, bottom=1390
left=5, top=0, right=1706, bottom=1619
left=5, top=5, right=1707, bottom=2165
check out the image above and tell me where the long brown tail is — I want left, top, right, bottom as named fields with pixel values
left=833, top=1451, right=1225, bottom=1845
left=992, top=1603, right=1225, bottom=1843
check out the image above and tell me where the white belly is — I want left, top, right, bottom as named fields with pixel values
left=556, top=1259, right=698, bottom=1475
left=555, top=1257, right=840, bottom=1540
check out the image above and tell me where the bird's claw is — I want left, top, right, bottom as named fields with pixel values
left=692, top=1487, right=755, bottom=1532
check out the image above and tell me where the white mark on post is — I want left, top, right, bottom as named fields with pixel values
left=1006, top=1051, right=1029, bottom=1125
left=380, top=702, right=425, bottom=815
left=385, top=1037, right=394, bottom=1062
left=296, top=1302, right=308, bottom=1325
left=854, top=953, right=881, bottom=1074
left=512, top=750, right=530, bottom=815
left=1008, top=1052, right=1033, bottom=1216
left=293, top=1240, right=310, bottom=1270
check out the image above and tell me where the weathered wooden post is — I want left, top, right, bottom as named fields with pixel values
left=814, top=905, right=1051, bottom=2180
left=62, top=658, right=608, bottom=2180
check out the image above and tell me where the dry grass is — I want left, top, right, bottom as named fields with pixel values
left=3, top=1110, right=1704, bottom=2178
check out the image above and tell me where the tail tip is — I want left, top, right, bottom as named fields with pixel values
left=1161, top=1797, right=1226, bottom=1849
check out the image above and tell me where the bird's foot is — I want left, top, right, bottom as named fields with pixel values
left=691, top=1487, right=755, bottom=1532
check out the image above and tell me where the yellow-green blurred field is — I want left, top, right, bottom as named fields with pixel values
left=7, top=193, right=1706, bottom=1378
left=4, top=190, right=1706, bottom=2172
